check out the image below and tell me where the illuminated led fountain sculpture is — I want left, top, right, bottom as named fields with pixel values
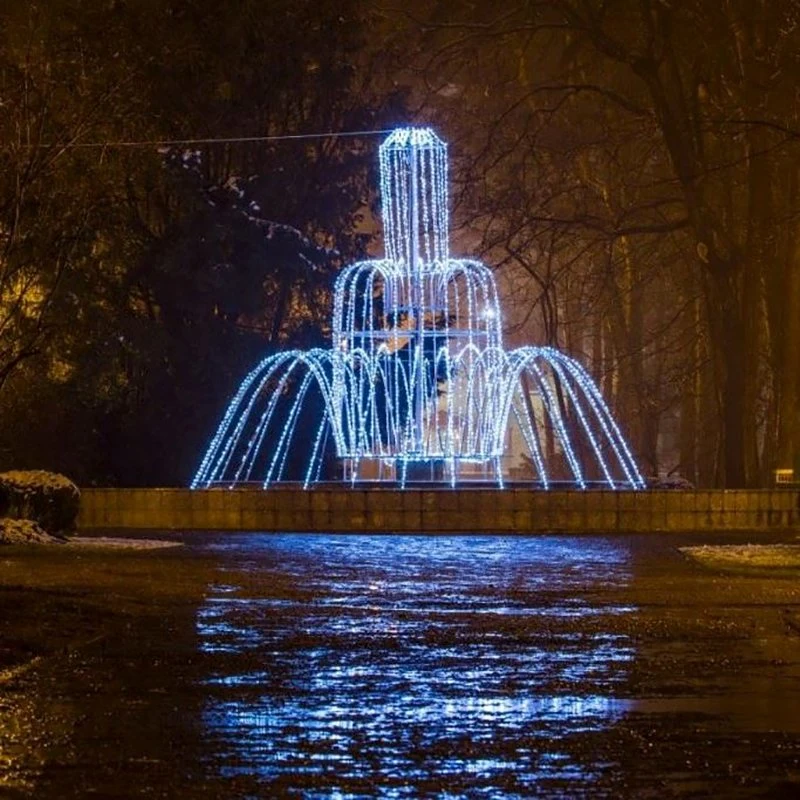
left=192, top=128, right=644, bottom=489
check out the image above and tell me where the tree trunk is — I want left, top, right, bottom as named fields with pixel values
left=709, top=270, right=748, bottom=487
left=742, top=117, right=774, bottom=485
left=776, top=201, right=800, bottom=472
left=679, top=294, right=702, bottom=484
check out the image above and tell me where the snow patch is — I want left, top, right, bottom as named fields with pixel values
left=68, top=537, right=183, bottom=550
left=681, top=544, right=800, bottom=569
left=0, top=470, right=77, bottom=492
left=0, top=518, right=64, bottom=545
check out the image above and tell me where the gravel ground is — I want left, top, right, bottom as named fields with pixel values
left=1, top=530, right=800, bottom=798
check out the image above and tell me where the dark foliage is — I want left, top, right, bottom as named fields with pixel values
left=0, top=0, right=405, bottom=485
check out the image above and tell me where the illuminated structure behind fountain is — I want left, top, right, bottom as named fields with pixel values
left=192, top=128, right=644, bottom=489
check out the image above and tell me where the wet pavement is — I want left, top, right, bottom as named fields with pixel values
left=2, top=532, right=800, bottom=797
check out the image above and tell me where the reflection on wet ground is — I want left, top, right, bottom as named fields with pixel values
left=2, top=532, right=800, bottom=798
left=198, top=536, right=635, bottom=796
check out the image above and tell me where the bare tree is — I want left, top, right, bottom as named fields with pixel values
left=381, top=0, right=800, bottom=486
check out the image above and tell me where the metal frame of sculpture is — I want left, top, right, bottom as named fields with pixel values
left=192, top=128, right=644, bottom=489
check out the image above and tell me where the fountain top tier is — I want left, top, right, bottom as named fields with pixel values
left=379, top=127, right=450, bottom=271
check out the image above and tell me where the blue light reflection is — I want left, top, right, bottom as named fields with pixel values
left=197, top=535, right=635, bottom=796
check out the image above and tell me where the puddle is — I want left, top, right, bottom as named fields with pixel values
left=197, top=535, right=636, bottom=795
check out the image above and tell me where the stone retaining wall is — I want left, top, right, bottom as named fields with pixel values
left=77, top=488, right=800, bottom=533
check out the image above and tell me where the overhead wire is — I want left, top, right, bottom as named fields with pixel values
left=31, top=128, right=397, bottom=149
